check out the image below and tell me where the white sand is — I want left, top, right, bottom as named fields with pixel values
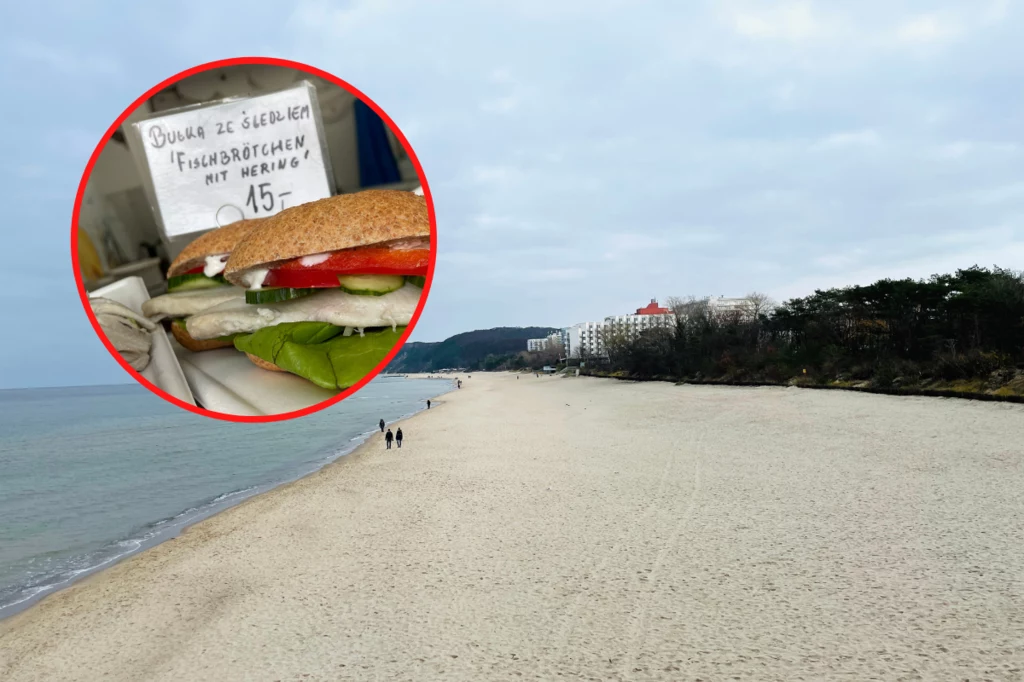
left=2, top=374, right=1023, bottom=681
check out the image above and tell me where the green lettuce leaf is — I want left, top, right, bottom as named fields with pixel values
left=233, top=322, right=406, bottom=390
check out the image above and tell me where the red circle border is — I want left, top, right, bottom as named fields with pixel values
left=71, top=56, right=437, bottom=423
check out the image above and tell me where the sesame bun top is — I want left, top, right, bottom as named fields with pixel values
left=168, top=218, right=264, bottom=277
left=223, top=190, right=430, bottom=285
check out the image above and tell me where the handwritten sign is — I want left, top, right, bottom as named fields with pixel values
left=130, top=82, right=333, bottom=239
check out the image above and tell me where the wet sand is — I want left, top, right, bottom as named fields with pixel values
left=2, top=373, right=1022, bottom=681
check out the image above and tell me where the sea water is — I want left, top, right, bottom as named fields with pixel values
left=0, top=376, right=451, bottom=618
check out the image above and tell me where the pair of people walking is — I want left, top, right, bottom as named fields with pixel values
left=380, top=417, right=403, bottom=448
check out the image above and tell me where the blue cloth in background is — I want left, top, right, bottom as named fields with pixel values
left=353, top=100, right=401, bottom=188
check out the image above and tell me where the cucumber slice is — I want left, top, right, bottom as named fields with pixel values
left=337, top=274, right=405, bottom=296
left=167, top=273, right=226, bottom=292
left=406, top=276, right=426, bottom=288
left=245, top=287, right=316, bottom=305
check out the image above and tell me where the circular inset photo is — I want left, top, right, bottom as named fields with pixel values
left=73, top=58, right=434, bottom=422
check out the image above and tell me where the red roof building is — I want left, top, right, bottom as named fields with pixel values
left=635, top=299, right=670, bottom=315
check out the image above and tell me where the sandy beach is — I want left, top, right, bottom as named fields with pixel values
left=2, top=373, right=1023, bottom=681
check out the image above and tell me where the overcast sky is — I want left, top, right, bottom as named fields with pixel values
left=2, top=0, right=1022, bottom=387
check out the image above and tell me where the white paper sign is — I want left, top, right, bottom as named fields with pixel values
left=132, top=82, right=333, bottom=238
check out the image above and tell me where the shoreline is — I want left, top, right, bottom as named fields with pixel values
left=3, top=392, right=449, bottom=626
left=0, top=377, right=456, bottom=622
left=2, top=373, right=1021, bottom=681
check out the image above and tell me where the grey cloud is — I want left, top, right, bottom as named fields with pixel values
left=3, top=0, right=1023, bottom=387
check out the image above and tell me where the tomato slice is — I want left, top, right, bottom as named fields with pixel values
left=184, top=266, right=205, bottom=275
left=264, top=269, right=350, bottom=288
left=262, top=247, right=430, bottom=289
left=273, top=248, right=429, bottom=274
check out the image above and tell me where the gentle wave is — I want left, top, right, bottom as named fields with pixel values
left=0, top=484, right=263, bottom=613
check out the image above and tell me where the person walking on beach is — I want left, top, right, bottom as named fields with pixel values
left=396, top=428, right=403, bottom=448
left=379, top=418, right=385, bottom=432
left=385, top=428, right=394, bottom=449
left=427, top=399, right=431, bottom=409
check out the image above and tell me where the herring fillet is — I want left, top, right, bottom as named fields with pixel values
left=141, top=286, right=247, bottom=320
left=185, top=283, right=422, bottom=340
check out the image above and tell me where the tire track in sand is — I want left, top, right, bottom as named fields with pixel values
left=553, top=402, right=680, bottom=666
left=618, top=422, right=705, bottom=678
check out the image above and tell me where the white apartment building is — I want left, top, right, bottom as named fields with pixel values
left=565, top=300, right=675, bottom=359
left=710, top=296, right=754, bottom=317
left=526, top=331, right=566, bottom=353
left=603, top=312, right=674, bottom=336
left=566, top=321, right=607, bottom=358
left=673, top=296, right=761, bottom=320
left=559, top=297, right=765, bottom=360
